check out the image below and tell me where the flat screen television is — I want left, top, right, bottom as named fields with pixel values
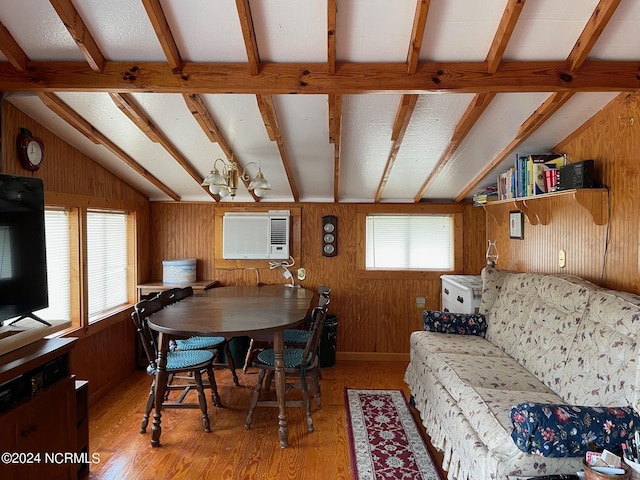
left=0, top=174, right=49, bottom=326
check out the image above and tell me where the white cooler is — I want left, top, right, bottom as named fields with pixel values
left=440, top=274, right=483, bottom=314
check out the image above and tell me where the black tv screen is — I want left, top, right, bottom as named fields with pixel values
left=0, top=174, right=48, bottom=323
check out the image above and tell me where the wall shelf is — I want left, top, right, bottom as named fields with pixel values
left=481, top=188, right=609, bottom=226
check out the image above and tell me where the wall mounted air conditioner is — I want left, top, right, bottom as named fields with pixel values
left=222, top=210, right=290, bottom=260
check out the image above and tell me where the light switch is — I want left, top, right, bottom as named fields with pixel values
left=416, top=297, right=426, bottom=309
left=559, top=249, right=566, bottom=268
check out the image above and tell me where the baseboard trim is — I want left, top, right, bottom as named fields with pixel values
left=336, top=352, right=410, bottom=362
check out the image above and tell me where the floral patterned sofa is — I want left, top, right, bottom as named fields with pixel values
left=404, top=268, right=640, bottom=480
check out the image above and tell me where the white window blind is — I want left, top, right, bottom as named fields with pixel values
left=365, top=214, right=454, bottom=269
left=87, top=211, right=127, bottom=320
left=36, top=209, right=70, bottom=321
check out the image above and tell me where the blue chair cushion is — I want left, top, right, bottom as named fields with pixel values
left=422, top=310, right=487, bottom=336
left=283, top=329, right=311, bottom=344
left=146, top=349, right=214, bottom=375
left=256, top=348, right=306, bottom=369
left=175, top=336, right=226, bottom=350
left=510, top=402, right=640, bottom=457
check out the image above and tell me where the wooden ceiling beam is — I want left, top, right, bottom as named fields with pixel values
left=413, top=92, right=496, bottom=202
left=256, top=94, right=300, bottom=202
left=236, top=0, right=261, bottom=76
left=407, top=0, right=430, bottom=74
left=328, top=0, right=337, bottom=75
left=0, top=21, right=29, bottom=72
left=566, top=0, right=622, bottom=72
left=375, top=94, right=418, bottom=202
left=141, top=0, right=183, bottom=73
left=49, top=0, right=105, bottom=72
left=1, top=60, right=638, bottom=94
left=109, top=92, right=220, bottom=201
left=486, top=0, right=527, bottom=74
left=183, top=94, right=233, bottom=159
left=454, top=91, right=573, bottom=202
left=328, top=94, right=342, bottom=202
left=36, top=92, right=180, bottom=200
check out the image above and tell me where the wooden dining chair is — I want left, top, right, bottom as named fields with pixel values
left=131, top=296, right=215, bottom=434
left=244, top=300, right=329, bottom=433
left=242, top=285, right=331, bottom=372
left=282, top=284, right=331, bottom=346
left=158, top=285, right=240, bottom=400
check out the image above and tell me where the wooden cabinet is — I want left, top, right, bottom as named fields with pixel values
left=75, top=380, right=89, bottom=479
left=441, top=275, right=483, bottom=314
left=0, top=338, right=77, bottom=480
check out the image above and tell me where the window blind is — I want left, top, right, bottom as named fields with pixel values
left=36, top=209, right=71, bottom=321
left=87, top=211, right=127, bottom=320
left=365, top=214, right=454, bottom=269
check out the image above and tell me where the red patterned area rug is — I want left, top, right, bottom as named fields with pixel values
left=345, top=388, right=441, bottom=480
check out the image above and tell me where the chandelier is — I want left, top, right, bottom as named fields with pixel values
left=201, top=156, right=271, bottom=198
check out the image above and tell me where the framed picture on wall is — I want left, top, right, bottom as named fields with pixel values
left=509, top=210, right=524, bottom=239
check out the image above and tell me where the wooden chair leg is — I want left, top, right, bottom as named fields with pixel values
left=310, top=371, right=321, bottom=409
left=207, top=367, right=222, bottom=407
left=300, top=373, right=313, bottom=432
left=223, top=343, right=240, bottom=386
left=245, top=368, right=266, bottom=429
left=242, top=338, right=255, bottom=373
left=193, top=370, right=211, bottom=433
left=140, top=380, right=155, bottom=433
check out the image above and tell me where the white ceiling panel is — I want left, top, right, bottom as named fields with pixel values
left=339, top=94, right=401, bottom=202
left=384, top=93, right=476, bottom=201
left=161, top=0, right=248, bottom=62
left=503, top=0, right=601, bottom=61
left=250, top=0, right=327, bottom=62
left=420, top=0, right=508, bottom=61
left=73, top=0, right=166, bottom=61
left=336, top=0, right=416, bottom=62
left=426, top=92, right=552, bottom=200
left=589, top=1, right=640, bottom=60
left=272, top=95, right=334, bottom=202
left=0, top=0, right=83, bottom=61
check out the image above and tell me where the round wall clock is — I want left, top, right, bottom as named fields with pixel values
left=16, top=128, right=44, bottom=171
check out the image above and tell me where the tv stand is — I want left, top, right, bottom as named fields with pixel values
left=8, top=312, right=51, bottom=327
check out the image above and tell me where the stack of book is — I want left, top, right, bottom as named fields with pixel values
left=498, top=153, right=566, bottom=200
left=473, top=185, right=499, bottom=206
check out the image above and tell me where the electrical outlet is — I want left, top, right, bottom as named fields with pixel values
left=297, top=268, right=306, bottom=281
left=416, top=297, right=426, bottom=309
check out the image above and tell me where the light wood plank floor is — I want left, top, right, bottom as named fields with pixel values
left=87, top=360, right=443, bottom=480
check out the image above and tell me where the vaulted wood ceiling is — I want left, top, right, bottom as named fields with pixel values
left=0, top=0, right=637, bottom=203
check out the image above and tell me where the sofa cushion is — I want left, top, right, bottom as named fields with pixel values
left=410, top=331, right=506, bottom=365
left=510, top=402, right=640, bottom=457
left=429, top=353, right=558, bottom=409
left=485, top=273, right=590, bottom=392
left=560, top=289, right=640, bottom=408
left=422, top=310, right=487, bottom=336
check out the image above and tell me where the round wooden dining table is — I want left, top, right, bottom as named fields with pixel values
left=146, top=284, right=315, bottom=448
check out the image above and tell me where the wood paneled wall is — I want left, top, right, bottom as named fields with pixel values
left=486, top=93, right=640, bottom=293
left=150, top=202, right=486, bottom=357
left=1, top=100, right=149, bottom=404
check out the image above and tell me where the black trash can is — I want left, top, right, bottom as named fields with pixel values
left=319, top=314, right=337, bottom=368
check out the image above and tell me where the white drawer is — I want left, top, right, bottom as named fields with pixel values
left=441, top=275, right=482, bottom=314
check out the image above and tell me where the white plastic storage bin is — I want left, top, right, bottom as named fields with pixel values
left=440, top=275, right=483, bottom=314
left=162, top=258, right=196, bottom=285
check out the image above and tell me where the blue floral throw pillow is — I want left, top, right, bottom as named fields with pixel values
left=422, top=310, right=487, bottom=336
left=510, top=402, right=640, bottom=457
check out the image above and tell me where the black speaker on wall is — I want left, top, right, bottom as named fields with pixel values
left=322, top=215, right=337, bottom=257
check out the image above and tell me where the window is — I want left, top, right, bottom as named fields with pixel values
left=87, top=210, right=128, bottom=321
left=365, top=214, right=454, bottom=270
left=36, top=209, right=71, bottom=322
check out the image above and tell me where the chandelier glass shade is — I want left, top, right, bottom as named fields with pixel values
left=201, top=157, right=271, bottom=198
